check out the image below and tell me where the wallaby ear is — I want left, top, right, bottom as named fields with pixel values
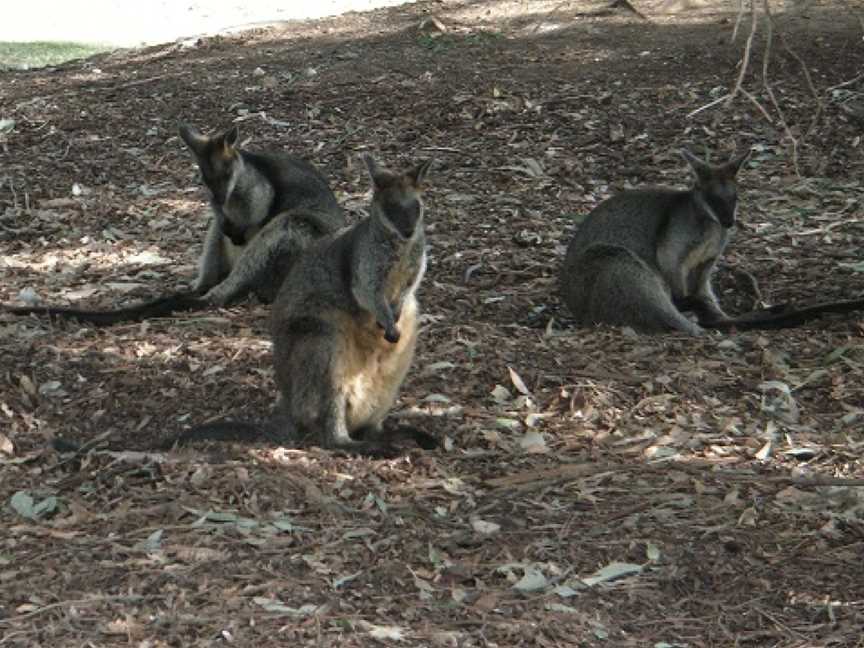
left=178, top=123, right=208, bottom=155
left=215, top=125, right=240, bottom=157
left=681, top=148, right=712, bottom=182
left=407, top=159, right=434, bottom=189
left=223, top=125, right=240, bottom=148
left=361, top=153, right=388, bottom=190
left=724, top=149, right=751, bottom=176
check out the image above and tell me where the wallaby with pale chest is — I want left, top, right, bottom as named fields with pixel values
left=560, top=149, right=749, bottom=335
left=171, top=155, right=437, bottom=456
left=3, top=123, right=344, bottom=324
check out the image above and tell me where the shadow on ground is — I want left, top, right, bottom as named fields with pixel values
left=1, top=0, right=863, bottom=645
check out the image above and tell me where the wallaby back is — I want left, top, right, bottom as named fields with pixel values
left=560, top=149, right=749, bottom=335
left=179, top=123, right=343, bottom=244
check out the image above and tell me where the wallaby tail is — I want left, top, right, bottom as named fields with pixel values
left=49, top=418, right=438, bottom=456
left=168, top=419, right=440, bottom=455
left=50, top=420, right=283, bottom=454
left=162, top=419, right=286, bottom=449
left=380, top=423, right=440, bottom=450
left=705, top=296, right=864, bottom=332
left=3, top=290, right=206, bottom=326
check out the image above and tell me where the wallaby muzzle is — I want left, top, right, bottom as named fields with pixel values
left=704, top=193, right=737, bottom=228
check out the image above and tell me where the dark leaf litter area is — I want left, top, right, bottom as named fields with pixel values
left=1, top=0, right=863, bottom=645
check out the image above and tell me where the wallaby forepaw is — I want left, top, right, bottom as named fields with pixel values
left=699, top=310, right=731, bottom=326
left=383, top=327, right=401, bottom=344
left=191, top=279, right=214, bottom=297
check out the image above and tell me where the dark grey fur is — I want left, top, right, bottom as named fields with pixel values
left=178, top=123, right=345, bottom=306
left=3, top=124, right=344, bottom=325
left=560, top=149, right=750, bottom=335
left=174, top=156, right=437, bottom=456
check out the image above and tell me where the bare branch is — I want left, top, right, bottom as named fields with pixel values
left=757, top=0, right=828, bottom=173
left=732, top=0, right=747, bottom=42
left=777, top=31, right=823, bottom=140
left=740, top=88, right=774, bottom=124
left=825, top=73, right=864, bottom=93
left=760, top=0, right=801, bottom=175
left=725, top=0, right=759, bottom=110
left=688, top=0, right=825, bottom=176
left=687, top=93, right=731, bottom=119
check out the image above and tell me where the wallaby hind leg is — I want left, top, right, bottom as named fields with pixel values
left=686, top=259, right=729, bottom=325
left=382, top=422, right=439, bottom=449
left=682, top=295, right=728, bottom=326
left=204, top=213, right=310, bottom=306
left=351, top=420, right=439, bottom=450
left=583, top=248, right=704, bottom=335
left=277, top=329, right=398, bottom=456
left=193, top=218, right=230, bottom=294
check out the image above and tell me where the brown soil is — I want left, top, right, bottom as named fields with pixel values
left=1, top=1, right=863, bottom=646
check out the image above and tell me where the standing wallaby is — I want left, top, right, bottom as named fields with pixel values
left=170, top=155, right=437, bottom=457
left=3, top=123, right=344, bottom=324
left=560, top=149, right=750, bottom=335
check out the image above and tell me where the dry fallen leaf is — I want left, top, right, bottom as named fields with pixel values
left=508, top=366, right=531, bottom=395
left=0, top=431, right=14, bottom=456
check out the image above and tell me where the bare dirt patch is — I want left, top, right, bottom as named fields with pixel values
left=1, top=1, right=863, bottom=645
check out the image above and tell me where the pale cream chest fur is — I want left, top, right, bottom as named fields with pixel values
left=342, top=295, right=420, bottom=432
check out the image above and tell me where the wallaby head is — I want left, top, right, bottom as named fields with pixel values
left=179, top=123, right=243, bottom=205
left=362, top=154, right=433, bottom=239
left=682, top=148, right=750, bottom=228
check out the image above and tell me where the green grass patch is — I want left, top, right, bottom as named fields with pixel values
left=0, top=41, right=111, bottom=69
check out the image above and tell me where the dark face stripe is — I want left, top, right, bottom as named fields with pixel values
left=705, top=193, right=736, bottom=227
left=383, top=199, right=421, bottom=238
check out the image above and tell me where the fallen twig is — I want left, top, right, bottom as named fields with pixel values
left=726, top=0, right=759, bottom=110
left=688, top=0, right=823, bottom=175
left=0, top=595, right=161, bottom=625
left=825, top=73, right=864, bottom=93
left=687, top=0, right=759, bottom=119
left=486, top=460, right=864, bottom=492
left=760, top=0, right=801, bottom=175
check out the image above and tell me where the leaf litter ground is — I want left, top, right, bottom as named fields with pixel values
left=1, top=0, right=863, bottom=645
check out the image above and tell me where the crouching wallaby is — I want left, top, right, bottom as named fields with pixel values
left=3, top=123, right=344, bottom=324
left=171, top=155, right=438, bottom=457
left=560, top=149, right=749, bottom=335
left=178, top=123, right=345, bottom=306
